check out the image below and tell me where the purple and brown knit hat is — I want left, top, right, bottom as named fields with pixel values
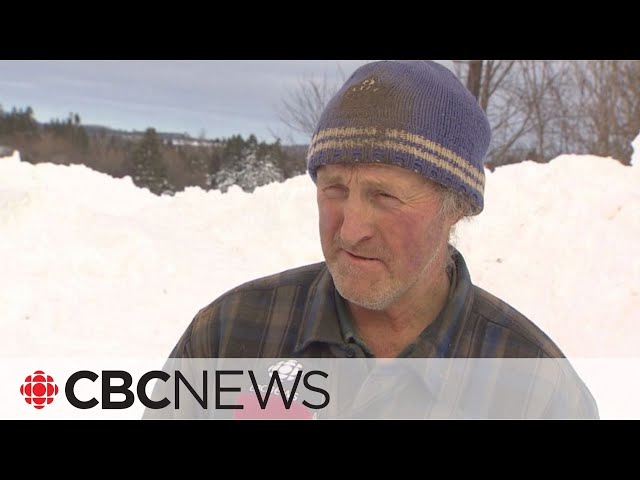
left=306, top=60, right=491, bottom=215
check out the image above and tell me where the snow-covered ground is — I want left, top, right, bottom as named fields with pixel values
left=1, top=139, right=639, bottom=419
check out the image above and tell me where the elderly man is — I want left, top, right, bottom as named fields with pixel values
left=152, top=61, right=598, bottom=419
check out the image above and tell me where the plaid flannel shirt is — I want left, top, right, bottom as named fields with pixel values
left=161, top=247, right=598, bottom=419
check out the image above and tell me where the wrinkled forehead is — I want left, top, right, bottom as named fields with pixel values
left=316, top=163, right=439, bottom=191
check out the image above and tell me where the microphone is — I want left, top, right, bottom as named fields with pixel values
left=232, top=391, right=314, bottom=420
left=231, top=359, right=321, bottom=419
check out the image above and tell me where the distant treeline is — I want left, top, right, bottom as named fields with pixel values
left=0, top=106, right=308, bottom=195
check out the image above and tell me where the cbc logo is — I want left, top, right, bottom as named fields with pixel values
left=268, top=360, right=303, bottom=382
left=20, top=370, right=59, bottom=409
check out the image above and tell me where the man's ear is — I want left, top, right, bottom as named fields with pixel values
left=447, top=211, right=464, bottom=228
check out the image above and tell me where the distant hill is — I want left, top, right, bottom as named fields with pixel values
left=81, top=124, right=310, bottom=152
left=81, top=124, right=223, bottom=148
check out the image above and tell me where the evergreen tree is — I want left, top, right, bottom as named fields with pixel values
left=211, top=134, right=285, bottom=193
left=130, top=128, right=170, bottom=195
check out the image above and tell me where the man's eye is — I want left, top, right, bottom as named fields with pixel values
left=377, top=192, right=398, bottom=201
left=375, top=192, right=402, bottom=206
left=324, top=185, right=347, bottom=196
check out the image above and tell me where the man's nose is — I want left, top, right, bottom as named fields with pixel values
left=339, top=196, right=374, bottom=246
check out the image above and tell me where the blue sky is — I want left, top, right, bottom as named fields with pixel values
left=0, top=60, right=376, bottom=145
left=0, top=60, right=455, bottom=145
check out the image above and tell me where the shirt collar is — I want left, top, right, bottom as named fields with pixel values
left=411, top=248, right=475, bottom=357
left=294, top=264, right=345, bottom=353
left=409, top=245, right=473, bottom=358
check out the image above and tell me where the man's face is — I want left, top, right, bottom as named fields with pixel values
left=316, top=163, right=456, bottom=311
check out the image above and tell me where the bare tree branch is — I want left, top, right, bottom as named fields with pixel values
left=276, top=66, right=348, bottom=140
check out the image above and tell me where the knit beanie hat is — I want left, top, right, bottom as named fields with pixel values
left=306, top=60, right=491, bottom=215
